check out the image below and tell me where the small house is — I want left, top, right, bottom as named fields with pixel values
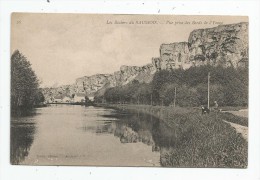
left=53, top=95, right=63, bottom=103
left=88, top=96, right=95, bottom=102
left=74, top=93, right=86, bottom=103
left=62, top=96, right=71, bottom=103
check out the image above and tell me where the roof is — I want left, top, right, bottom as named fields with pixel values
left=53, top=95, right=63, bottom=99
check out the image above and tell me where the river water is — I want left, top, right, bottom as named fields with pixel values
left=11, top=104, right=177, bottom=166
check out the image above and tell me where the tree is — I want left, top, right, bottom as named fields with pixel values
left=159, top=83, right=177, bottom=106
left=103, top=64, right=248, bottom=107
left=11, top=50, right=42, bottom=112
left=133, top=83, right=152, bottom=105
left=34, top=90, right=45, bottom=105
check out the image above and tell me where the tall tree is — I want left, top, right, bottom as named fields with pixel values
left=11, top=50, right=41, bottom=111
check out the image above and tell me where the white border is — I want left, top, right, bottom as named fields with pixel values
left=1, top=0, right=260, bottom=180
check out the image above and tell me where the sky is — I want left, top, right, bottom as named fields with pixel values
left=11, top=13, right=248, bottom=87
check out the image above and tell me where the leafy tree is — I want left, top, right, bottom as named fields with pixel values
left=102, top=64, right=248, bottom=107
left=34, top=90, right=45, bottom=105
left=11, top=50, right=43, bottom=112
left=134, top=83, right=152, bottom=105
left=159, top=83, right=177, bottom=106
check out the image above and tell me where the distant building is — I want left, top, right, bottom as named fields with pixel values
left=45, top=97, right=53, bottom=104
left=62, top=96, right=71, bottom=103
left=74, top=93, right=86, bottom=103
left=53, top=95, right=63, bottom=103
left=88, top=96, right=94, bottom=102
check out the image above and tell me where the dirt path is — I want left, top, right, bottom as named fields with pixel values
left=226, top=109, right=248, bottom=118
left=221, top=109, right=248, bottom=141
left=223, top=120, right=248, bottom=141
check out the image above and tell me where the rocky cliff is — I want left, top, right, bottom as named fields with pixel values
left=42, top=63, right=157, bottom=102
left=159, top=42, right=191, bottom=70
left=75, top=74, right=111, bottom=94
left=42, top=22, right=248, bottom=101
left=188, top=22, right=248, bottom=67
left=152, top=22, right=248, bottom=69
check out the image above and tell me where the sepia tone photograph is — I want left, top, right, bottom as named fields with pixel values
left=10, top=13, right=248, bottom=167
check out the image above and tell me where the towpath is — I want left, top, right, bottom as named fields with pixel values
left=223, top=109, right=248, bottom=141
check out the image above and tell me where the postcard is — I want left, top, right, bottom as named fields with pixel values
left=10, top=13, right=248, bottom=167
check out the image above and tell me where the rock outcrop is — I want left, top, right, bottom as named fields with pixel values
left=188, top=22, right=248, bottom=68
left=42, top=22, right=248, bottom=101
left=159, top=42, right=191, bottom=70
left=75, top=74, right=111, bottom=94
left=42, top=64, right=157, bottom=102
left=151, top=22, right=248, bottom=70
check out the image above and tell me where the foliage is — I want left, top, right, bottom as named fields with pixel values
left=100, top=65, right=248, bottom=107
left=34, top=90, right=45, bottom=105
left=151, top=65, right=248, bottom=106
left=11, top=50, right=44, bottom=113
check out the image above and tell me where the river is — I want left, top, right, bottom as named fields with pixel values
left=11, top=104, right=177, bottom=166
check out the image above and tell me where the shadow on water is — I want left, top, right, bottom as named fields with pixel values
left=10, top=105, right=247, bottom=167
left=10, top=116, right=36, bottom=165
left=98, top=109, right=182, bottom=165
left=10, top=106, right=185, bottom=166
left=114, top=110, right=178, bottom=147
left=11, top=107, right=38, bottom=117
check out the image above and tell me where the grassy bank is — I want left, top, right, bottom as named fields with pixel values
left=98, top=104, right=248, bottom=126
left=98, top=104, right=248, bottom=168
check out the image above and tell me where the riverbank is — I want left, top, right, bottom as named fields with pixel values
left=96, top=103, right=196, bottom=117
left=47, top=102, right=95, bottom=106
left=96, top=103, right=248, bottom=126
left=221, top=109, right=248, bottom=142
left=96, top=103, right=248, bottom=168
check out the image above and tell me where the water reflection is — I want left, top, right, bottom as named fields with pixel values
left=109, top=110, right=181, bottom=166
left=10, top=105, right=182, bottom=166
left=80, top=108, right=182, bottom=161
left=10, top=119, right=36, bottom=164
left=100, top=110, right=180, bottom=152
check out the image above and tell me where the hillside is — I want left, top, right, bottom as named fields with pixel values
left=42, top=22, right=248, bottom=101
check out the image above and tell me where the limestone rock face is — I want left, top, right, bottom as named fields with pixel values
left=42, top=22, right=248, bottom=100
left=42, top=64, right=157, bottom=100
left=118, top=65, right=156, bottom=85
left=152, top=57, right=162, bottom=70
left=159, top=42, right=191, bottom=70
left=41, top=85, right=75, bottom=102
left=188, top=22, right=248, bottom=67
left=75, top=74, right=111, bottom=94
